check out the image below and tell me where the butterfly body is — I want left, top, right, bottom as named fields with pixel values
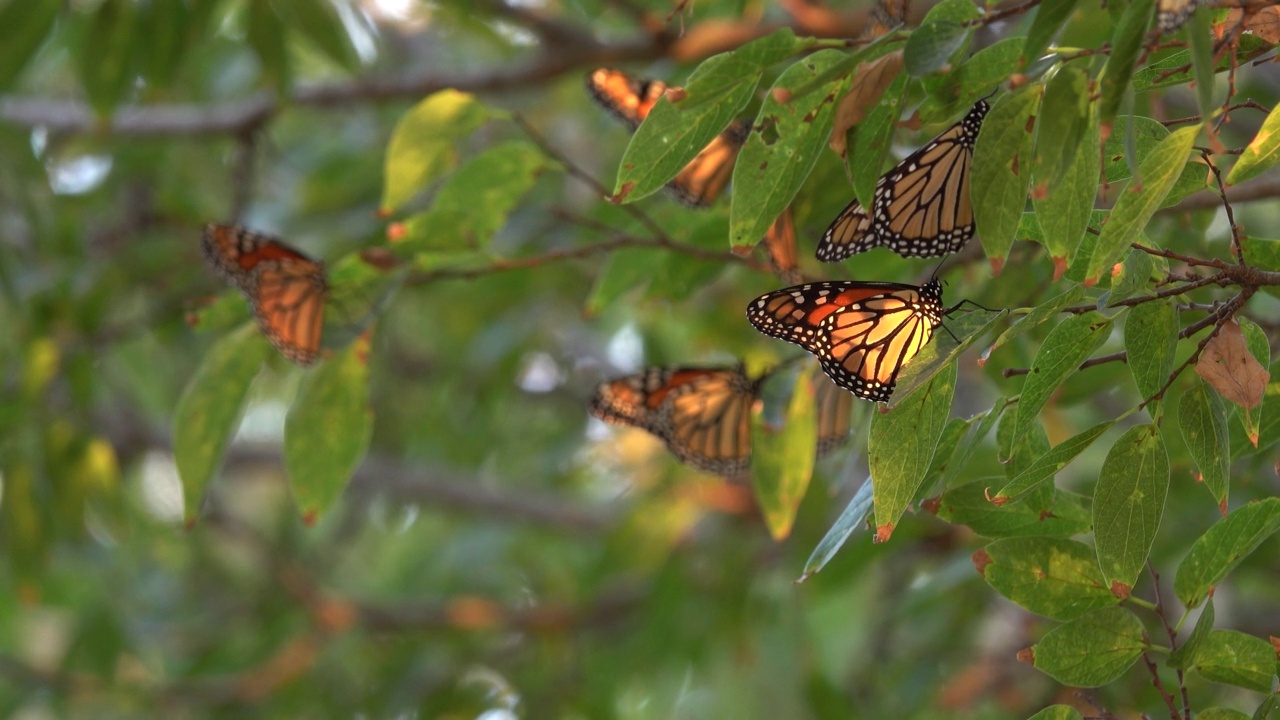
left=201, top=223, right=327, bottom=366
left=818, top=99, right=990, bottom=261
left=587, top=67, right=747, bottom=208
left=746, top=280, right=945, bottom=403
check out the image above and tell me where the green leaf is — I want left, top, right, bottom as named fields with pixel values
left=937, top=483, right=1092, bottom=538
left=1026, top=706, right=1084, bottom=720
left=850, top=72, right=908, bottom=211
left=870, top=363, right=955, bottom=540
left=0, top=0, right=60, bottom=91
left=399, top=140, right=548, bottom=252
left=1168, top=596, right=1214, bottom=670
left=1187, top=7, right=1216, bottom=132
left=246, top=0, right=289, bottom=90
left=1098, top=0, right=1153, bottom=129
left=1124, top=299, right=1177, bottom=418
left=919, top=37, right=1023, bottom=124
left=922, top=417, right=970, bottom=492
left=901, top=0, right=977, bottom=76
left=1197, top=710, right=1252, bottom=720
left=976, top=537, right=1114, bottom=621
left=1034, top=116, right=1099, bottom=274
left=1108, top=243, right=1157, bottom=303
left=270, top=0, right=358, bottom=71
left=617, top=28, right=810, bottom=203
left=382, top=90, right=492, bottom=214
left=1191, top=630, right=1279, bottom=693
left=903, top=0, right=979, bottom=77
left=137, top=0, right=189, bottom=87
left=1178, top=378, right=1231, bottom=507
left=730, top=49, right=847, bottom=248
left=1227, top=93, right=1280, bottom=186
left=1093, top=424, right=1169, bottom=591
left=939, top=396, right=1009, bottom=490
left=972, top=86, right=1038, bottom=268
left=752, top=370, right=817, bottom=541
left=1030, top=606, right=1147, bottom=686
left=1033, top=66, right=1091, bottom=195
left=1239, top=317, right=1270, bottom=445
left=1132, top=34, right=1273, bottom=92
left=75, top=0, right=137, bottom=115
left=982, top=286, right=1085, bottom=361
left=1240, top=238, right=1280, bottom=298
left=285, top=337, right=374, bottom=523
left=1085, top=125, right=1198, bottom=284
left=799, top=475, right=873, bottom=582
left=172, top=324, right=270, bottom=522
left=1102, top=115, right=1169, bottom=183
left=1253, top=695, right=1280, bottom=720
left=1012, top=312, right=1112, bottom=448
left=1175, top=497, right=1280, bottom=608
left=995, top=419, right=1115, bottom=504
left=1021, top=0, right=1078, bottom=69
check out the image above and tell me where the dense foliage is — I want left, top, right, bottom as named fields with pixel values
left=2, top=0, right=1279, bottom=717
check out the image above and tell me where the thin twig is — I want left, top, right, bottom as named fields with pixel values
left=1141, top=649, right=1184, bottom=720
left=1147, top=563, right=1193, bottom=720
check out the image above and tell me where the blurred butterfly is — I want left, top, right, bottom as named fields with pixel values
left=587, top=67, right=749, bottom=207
left=816, top=99, right=990, bottom=262
left=201, top=223, right=327, bottom=365
left=1156, top=0, right=1204, bottom=32
left=590, top=364, right=853, bottom=476
left=763, top=207, right=802, bottom=283
left=746, top=279, right=949, bottom=403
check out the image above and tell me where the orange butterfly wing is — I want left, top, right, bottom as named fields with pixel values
left=745, top=280, right=945, bottom=403
left=201, top=223, right=328, bottom=366
left=587, top=68, right=747, bottom=208
left=590, top=366, right=758, bottom=477
left=816, top=99, right=988, bottom=261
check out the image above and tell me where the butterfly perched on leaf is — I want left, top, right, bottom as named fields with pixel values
left=590, top=365, right=853, bottom=477
left=201, top=223, right=327, bottom=365
left=816, top=98, right=990, bottom=262
left=587, top=67, right=749, bottom=208
left=746, top=279, right=950, bottom=403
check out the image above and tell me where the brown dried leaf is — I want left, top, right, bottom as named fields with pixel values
left=829, top=50, right=904, bottom=158
left=1245, top=6, right=1280, bottom=43
left=1195, top=319, right=1269, bottom=409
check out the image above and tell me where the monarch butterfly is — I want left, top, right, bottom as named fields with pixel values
left=590, top=364, right=853, bottom=476
left=745, top=279, right=947, bottom=403
left=587, top=68, right=749, bottom=208
left=816, top=99, right=990, bottom=262
left=201, top=223, right=327, bottom=366
left=814, top=371, right=854, bottom=456
left=763, top=207, right=802, bottom=283
left=590, top=366, right=760, bottom=476
left=1156, top=0, right=1204, bottom=32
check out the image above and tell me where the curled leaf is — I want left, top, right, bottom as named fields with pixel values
left=829, top=50, right=905, bottom=158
